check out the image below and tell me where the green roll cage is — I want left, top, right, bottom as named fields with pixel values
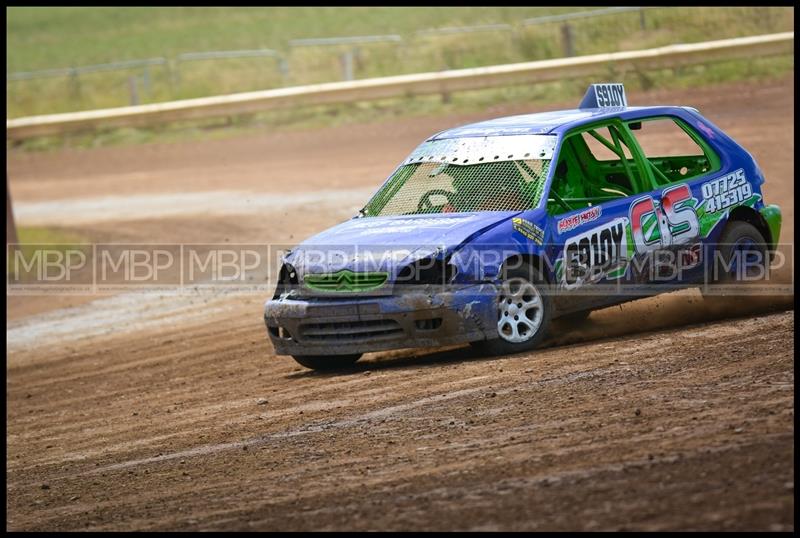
left=546, top=115, right=722, bottom=214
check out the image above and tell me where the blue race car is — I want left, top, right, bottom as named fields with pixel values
left=264, top=83, right=782, bottom=370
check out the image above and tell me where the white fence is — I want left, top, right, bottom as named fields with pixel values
left=6, top=32, right=794, bottom=140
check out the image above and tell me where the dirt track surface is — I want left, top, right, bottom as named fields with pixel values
left=6, top=77, right=795, bottom=531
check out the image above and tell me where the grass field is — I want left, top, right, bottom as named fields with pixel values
left=6, top=7, right=579, bottom=71
left=6, top=6, right=794, bottom=118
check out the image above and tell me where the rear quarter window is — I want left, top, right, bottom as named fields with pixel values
left=627, top=116, right=721, bottom=185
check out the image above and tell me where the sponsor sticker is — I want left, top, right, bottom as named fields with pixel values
left=512, top=217, right=544, bottom=245
left=630, top=183, right=700, bottom=255
left=701, top=168, right=752, bottom=213
left=562, top=217, right=628, bottom=289
left=557, top=206, right=602, bottom=234
left=351, top=216, right=469, bottom=230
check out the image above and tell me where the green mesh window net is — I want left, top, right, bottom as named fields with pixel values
left=361, top=159, right=551, bottom=217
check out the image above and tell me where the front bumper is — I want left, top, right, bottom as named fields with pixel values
left=264, top=284, right=498, bottom=356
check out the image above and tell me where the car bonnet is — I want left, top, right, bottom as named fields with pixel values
left=285, top=211, right=518, bottom=276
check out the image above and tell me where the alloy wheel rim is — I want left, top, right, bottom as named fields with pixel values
left=496, top=276, right=544, bottom=343
left=730, top=236, right=762, bottom=279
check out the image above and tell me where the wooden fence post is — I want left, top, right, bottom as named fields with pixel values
left=7, top=173, right=19, bottom=253
left=561, top=23, right=575, bottom=57
left=128, top=76, right=139, bottom=106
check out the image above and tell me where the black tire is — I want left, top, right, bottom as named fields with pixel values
left=470, top=262, right=553, bottom=356
left=557, top=308, right=592, bottom=324
left=703, top=220, right=769, bottom=302
left=292, top=354, right=362, bottom=371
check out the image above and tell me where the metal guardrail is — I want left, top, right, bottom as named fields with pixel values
left=7, top=58, right=167, bottom=81
left=287, top=35, right=403, bottom=81
left=177, top=49, right=282, bottom=61
left=8, top=67, right=79, bottom=81
left=175, top=49, right=290, bottom=79
left=6, top=32, right=794, bottom=140
left=521, top=6, right=647, bottom=26
left=416, top=23, right=513, bottom=38
left=288, top=35, right=402, bottom=47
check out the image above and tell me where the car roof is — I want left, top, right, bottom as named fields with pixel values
left=429, top=105, right=693, bottom=140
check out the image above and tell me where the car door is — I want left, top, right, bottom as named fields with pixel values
left=546, top=119, right=655, bottom=312
left=622, top=115, right=723, bottom=289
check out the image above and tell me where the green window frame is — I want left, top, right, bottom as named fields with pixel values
left=623, top=115, right=722, bottom=189
left=547, top=118, right=652, bottom=215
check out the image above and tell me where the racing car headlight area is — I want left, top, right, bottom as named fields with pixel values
left=396, top=256, right=458, bottom=287
left=272, top=262, right=299, bottom=298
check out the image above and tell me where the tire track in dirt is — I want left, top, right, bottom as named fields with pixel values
left=6, top=309, right=793, bottom=531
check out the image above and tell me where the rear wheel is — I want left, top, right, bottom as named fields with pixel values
left=292, top=354, right=362, bottom=371
left=703, top=221, right=769, bottom=304
left=471, top=262, right=553, bottom=356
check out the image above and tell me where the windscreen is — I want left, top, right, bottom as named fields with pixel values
left=360, top=134, right=556, bottom=217
left=361, top=159, right=551, bottom=217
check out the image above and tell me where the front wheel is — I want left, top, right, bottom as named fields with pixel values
left=292, top=354, right=362, bottom=371
left=557, top=308, right=592, bottom=325
left=471, top=262, right=553, bottom=356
